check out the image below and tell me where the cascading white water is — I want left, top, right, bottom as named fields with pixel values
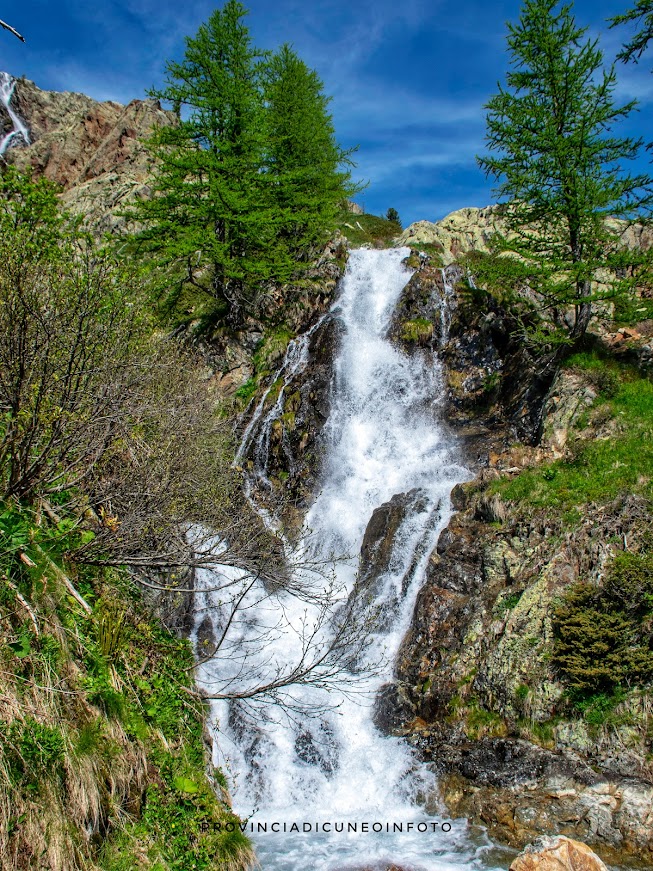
left=0, top=72, right=30, bottom=156
left=195, top=248, right=508, bottom=871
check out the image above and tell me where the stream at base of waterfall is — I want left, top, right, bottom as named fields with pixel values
left=195, top=248, right=512, bottom=871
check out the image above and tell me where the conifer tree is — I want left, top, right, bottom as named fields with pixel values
left=476, top=0, right=652, bottom=346
left=134, top=1, right=286, bottom=325
left=262, top=43, right=359, bottom=262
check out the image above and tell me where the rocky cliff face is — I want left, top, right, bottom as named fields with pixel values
left=369, top=256, right=653, bottom=865
left=0, top=73, right=176, bottom=233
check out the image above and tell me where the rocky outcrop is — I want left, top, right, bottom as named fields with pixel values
left=1, top=73, right=176, bottom=233
left=399, top=206, right=653, bottom=270
left=389, top=257, right=555, bottom=456
left=378, top=250, right=653, bottom=864
left=389, top=467, right=653, bottom=861
left=398, top=206, right=500, bottom=265
left=510, top=836, right=608, bottom=871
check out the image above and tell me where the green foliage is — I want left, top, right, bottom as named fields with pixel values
left=478, top=0, right=653, bottom=346
left=492, top=362, right=653, bottom=511
left=234, top=378, right=257, bottom=402
left=575, top=690, right=632, bottom=727
left=385, top=207, right=401, bottom=226
left=4, top=718, right=65, bottom=787
left=612, top=291, right=653, bottom=326
left=610, top=0, right=653, bottom=65
left=133, top=3, right=358, bottom=326
left=263, top=44, right=360, bottom=262
left=552, top=552, right=653, bottom=696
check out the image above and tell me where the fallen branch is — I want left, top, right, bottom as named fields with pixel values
left=30, top=542, right=92, bottom=614
left=4, top=575, right=39, bottom=635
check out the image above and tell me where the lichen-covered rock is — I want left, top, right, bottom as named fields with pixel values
left=1, top=75, right=176, bottom=235
left=398, top=206, right=500, bottom=265
left=510, top=836, right=608, bottom=871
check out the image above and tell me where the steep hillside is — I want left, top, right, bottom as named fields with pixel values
left=0, top=73, right=176, bottom=234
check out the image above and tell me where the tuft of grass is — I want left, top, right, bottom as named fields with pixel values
left=400, top=317, right=434, bottom=344
left=253, top=326, right=293, bottom=376
left=234, top=377, right=257, bottom=403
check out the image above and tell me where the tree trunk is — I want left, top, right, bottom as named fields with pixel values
left=571, top=278, right=592, bottom=341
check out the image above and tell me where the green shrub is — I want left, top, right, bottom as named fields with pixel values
left=552, top=552, right=653, bottom=697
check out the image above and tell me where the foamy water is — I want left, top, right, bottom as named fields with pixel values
left=195, top=248, right=509, bottom=871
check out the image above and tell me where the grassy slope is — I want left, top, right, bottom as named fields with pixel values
left=0, top=504, right=253, bottom=871
left=491, top=351, right=653, bottom=518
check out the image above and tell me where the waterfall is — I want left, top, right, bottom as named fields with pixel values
left=195, top=248, right=506, bottom=871
left=0, top=72, right=30, bottom=156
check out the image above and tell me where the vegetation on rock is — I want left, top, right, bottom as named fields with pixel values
left=552, top=550, right=653, bottom=696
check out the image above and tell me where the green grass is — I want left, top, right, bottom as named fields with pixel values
left=490, top=356, right=653, bottom=513
left=0, top=498, right=252, bottom=871
left=337, top=212, right=401, bottom=247
left=400, top=317, right=434, bottom=343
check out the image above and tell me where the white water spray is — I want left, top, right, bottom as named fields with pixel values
left=196, top=249, right=507, bottom=870
left=0, top=72, right=30, bottom=156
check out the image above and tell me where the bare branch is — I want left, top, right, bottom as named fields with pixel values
left=0, top=18, right=24, bottom=42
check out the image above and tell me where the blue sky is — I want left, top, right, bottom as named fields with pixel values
left=1, top=0, right=652, bottom=226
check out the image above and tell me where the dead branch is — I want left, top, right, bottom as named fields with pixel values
left=0, top=18, right=24, bottom=42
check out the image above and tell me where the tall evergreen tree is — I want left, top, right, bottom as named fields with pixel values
left=476, top=0, right=652, bottom=347
left=262, top=44, right=359, bottom=262
left=134, top=1, right=287, bottom=325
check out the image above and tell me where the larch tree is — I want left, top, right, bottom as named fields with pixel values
left=474, top=0, right=652, bottom=349
left=133, top=1, right=286, bottom=326
left=262, top=43, right=360, bottom=263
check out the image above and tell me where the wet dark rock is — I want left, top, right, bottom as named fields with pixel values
left=372, top=682, right=416, bottom=735
left=428, top=738, right=591, bottom=788
left=294, top=722, right=338, bottom=774
left=358, top=489, right=429, bottom=599
left=387, top=262, right=448, bottom=348
left=260, top=313, right=344, bottom=522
